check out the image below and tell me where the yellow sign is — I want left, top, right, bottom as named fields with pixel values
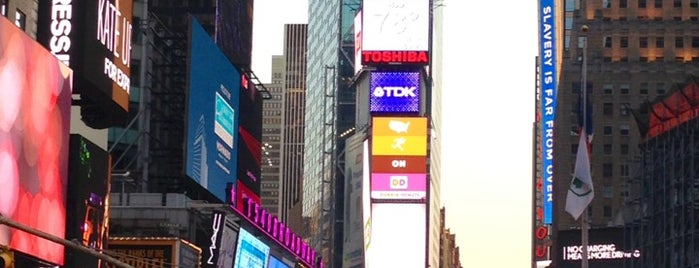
left=372, top=136, right=427, bottom=156
left=372, top=117, right=427, bottom=137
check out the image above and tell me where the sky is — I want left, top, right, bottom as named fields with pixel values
left=251, top=0, right=539, bottom=266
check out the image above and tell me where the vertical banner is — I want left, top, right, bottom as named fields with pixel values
left=539, top=0, right=557, bottom=225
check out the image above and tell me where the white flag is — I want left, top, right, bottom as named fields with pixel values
left=565, top=129, right=594, bottom=220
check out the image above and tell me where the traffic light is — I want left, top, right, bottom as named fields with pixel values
left=0, top=245, right=13, bottom=268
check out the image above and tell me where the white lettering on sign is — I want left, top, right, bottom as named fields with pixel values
left=373, top=86, right=417, bottom=98
left=97, top=0, right=132, bottom=94
left=562, top=243, right=641, bottom=261
left=49, top=0, right=73, bottom=66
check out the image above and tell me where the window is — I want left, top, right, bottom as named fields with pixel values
left=620, top=0, right=628, bottom=7
left=1, top=0, right=6, bottom=17
left=620, top=144, right=629, bottom=155
left=676, top=36, right=684, bottom=48
left=604, top=0, right=612, bottom=8
left=639, top=37, right=648, bottom=48
left=603, top=126, right=613, bottom=135
left=603, top=84, right=613, bottom=94
left=603, top=163, right=613, bottom=177
left=604, top=144, right=613, bottom=155
left=640, top=57, right=649, bottom=62
left=566, top=0, right=576, bottom=11
left=640, top=82, right=649, bottom=94
left=674, top=0, right=682, bottom=7
left=620, top=84, right=630, bottom=94
left=657, top=82, right=666, bottom=94
left=620, top=103, right=630, bottom=116
left=603, top=205, right=613, bottom=217
left=604, top=36, right=612, bottom=48
left=620, top=124, right=630, bottom=135
left=655, top=0, right=663, bottom=7
left=639, top=0, right=647, bottom=7
left=656, top=56, right=664, bottom=61
left=603, top=186, right=614, bottom=198
left=603, top=103, right=614, bottom=115
left=656, top=37, right=664, bottom=48
left=693, top=37, right=699, bottom=48
left=14, top=9, right=25, bottom=30
left=620, top=164, right=630, bottom=177
left=565, top=16, right=573, bottom=30
left=620, top=36, right=629, bottom=48
left=692, top=0, right=699, bottom=7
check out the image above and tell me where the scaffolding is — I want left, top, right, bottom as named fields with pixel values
left=624, top=78, right=699, bottom=267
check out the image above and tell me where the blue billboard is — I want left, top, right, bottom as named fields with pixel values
left=369, top=71, right=420, bottom=113
left=186, top=18, right=240, bottom=202
left=539, top=0, right=557, bottom=224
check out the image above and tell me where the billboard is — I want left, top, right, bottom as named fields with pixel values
left=186, top=17, right=241, bottom=202
left=0, top=16, right=72, bottom=265
left=556, top=227, right=641, bottom=268
left=354, top=10, right=363, bottom=75
left=36, top=0, right=133, bottom=127
left=268, top=256, right=291, bottom=268
left=215, top=0, right=254, bottom=70
left=370, top=173, right=426, bottom=200
left=371, top=117, right=427, bottom=156
left=236, top=75, right=263, bottom=199
left=202, top=212, right=238, bottom=268
left=365, top=203, right=426, bottom=268
left=233, top=228, right=270, bottom=268
left=108, top=237, right=202, bottom=268
left=65, top=135, right=111, bottom=268
left=539, top=0, right=557, bottom=224
left=361, top=0, right=429, bottom=65
left=369, top=72, right=421, bottom=114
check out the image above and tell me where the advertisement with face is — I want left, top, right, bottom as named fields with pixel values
left=0, top=16, right=72, bottom=265
left=186, top=17, right=241, bottom=202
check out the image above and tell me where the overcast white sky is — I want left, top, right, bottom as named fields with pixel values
left=251, top=0, right=538, bottom=266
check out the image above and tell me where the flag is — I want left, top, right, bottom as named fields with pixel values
left=565, top=128, right=594, bottom=220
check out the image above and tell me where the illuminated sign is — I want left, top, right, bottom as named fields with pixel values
left=372, top=117, right=427, bottom=136
left=370, top=72, right=421, bottom=113
left=562, top=244, right=640, bottom=261
left=362, top=51, right=429, bottom=65
left=38, top=0, right=133, bottom=113
left=205, top=212, right=224, bottom=266
left=361, top=0, right=428, bottom=66
left=371, top=156, right=426, bottom=173
left=237, top=198, right=322, bottom=268
left=365, top=204, right=426, bottom=267
left=354, top=11, right=363, bottom=74
left=539, top=0, right=557, bottom=224
left=372, top=136, right=426, bottom=156
left=370, top=173, right=426, bottom=200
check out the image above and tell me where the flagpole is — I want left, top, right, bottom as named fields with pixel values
left=580, top=24, right=590, bottom=268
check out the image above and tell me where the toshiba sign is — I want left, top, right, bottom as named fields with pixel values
left=361, top=0, right=429, bottom=66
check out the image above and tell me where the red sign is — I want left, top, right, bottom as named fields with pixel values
left=361, top=51, right=429, bottom=65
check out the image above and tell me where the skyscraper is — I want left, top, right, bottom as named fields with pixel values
left=261, top=55, right=284, bottom=216
left=305, top=1, right=358, bottom=267
left=553, top=0, right=699, bottom=245
left=280, top=23, right=308, bottom=234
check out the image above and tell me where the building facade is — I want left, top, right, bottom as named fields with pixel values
left=280, top=23, right=308, bottom=233
left=439, top=208, right=463, bottom=268
left=261, top=55, right=284, bottom=216
left=1, top=0, right=37, bottom=38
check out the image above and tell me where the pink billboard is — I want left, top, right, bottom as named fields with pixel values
left=370, top=173, right=426, bottom=200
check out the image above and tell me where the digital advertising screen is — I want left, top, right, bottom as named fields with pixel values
left=369, top=72, right=421, bottom=114
left=267, top=256, right=291, bottom=268
left=361, top=0, right=429, bottom=65
left=539, top=0, right=557, bottom=224
left=186, top=17, right=241, bottom=202
left=65, top=135, right=111, bottom=267
left=365, top=203, right=426, bottom=268
left=36, top=0, right=133, bottom=127
left=108, top=239, right=174, bottom=267
left=236, top=76, right=263, bottom=199
left=0, top=16, right=72, bottom=265
left=371, top=117, right=427, bottom=156
left=202, top=212, right=238, bottom=268
left=233, top=228, right=270, bottom=268
left=556, top=227, right=641, bottom=268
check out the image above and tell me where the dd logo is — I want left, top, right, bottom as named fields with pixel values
left=389, top=176, right=408, bottom=189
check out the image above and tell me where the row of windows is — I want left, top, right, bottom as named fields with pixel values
left=573, top=82, right=668, bottom=95
left=602, top=36, right=699, bottom=49
left=586, top=205, right=614, bottom=218
left=1, top=1, right=25, bottom=31
left=604, top=0, right=699, bottom=8
left=570, top=123, right=631, bottom=139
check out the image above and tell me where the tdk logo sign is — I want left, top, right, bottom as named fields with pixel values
left=372, top=86, right=417, bottom=98
left=390, top=176, right=408, bottom=189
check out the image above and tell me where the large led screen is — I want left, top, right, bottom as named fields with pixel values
left=369, top=72, right=420, bottom=113
left=186, top=17, right=241, bottom=202
left=36, top=0, right=133, bottom=127
left=267, top=256, right=291, bottom=268
left=233, top=228, right=270, bottom=268
left=0, top=17, right=72, bottom=265
left=539, top=0, right=557, bottom=224
left=361, top=0, right=429, bottom=65
left=371, top=117, right=427, bottom=156
left=365, top=203, right=426, bottom=268
left=215, top=0, right=254, bottom=70
left=65, top=135, right=111, bottom=267
left=556, top=227, right=640, bottom=268
left=237, top=77, right=263, bottom=198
